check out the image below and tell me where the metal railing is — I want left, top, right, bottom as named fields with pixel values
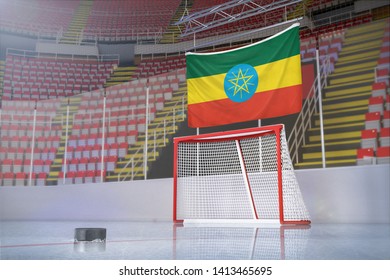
left=5, top=48, right=119, bottom=65
left=288, top=55, right=331, bottom=166
left=117, top=93, right=186, bottom=181
left=0, top=68, right=186, bottom=186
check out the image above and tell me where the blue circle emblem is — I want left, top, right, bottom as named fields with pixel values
left=224, top=64, right=258, bottom=103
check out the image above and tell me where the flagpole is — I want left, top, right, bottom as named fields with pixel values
left=316, top=49, right=326, bottom=168
left=258, top=119, right=263, bottom=171
left=144, top=85, right=149, bottom=180
left=193, top=35, right=200, bottom=175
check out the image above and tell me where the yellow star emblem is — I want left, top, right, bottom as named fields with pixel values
left=227, top=68, right=255, bottom=99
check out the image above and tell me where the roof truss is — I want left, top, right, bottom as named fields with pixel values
left=175, top=0, right=302, bottom=37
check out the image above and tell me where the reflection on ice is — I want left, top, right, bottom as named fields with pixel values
left=173, top=224, right=311, bottom=260
left=73, top=241, right=106, bottom=253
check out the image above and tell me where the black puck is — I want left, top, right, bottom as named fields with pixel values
left=74, top=228, right=106, bottom=242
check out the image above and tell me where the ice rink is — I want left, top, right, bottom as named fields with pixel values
left=1, top=221, right=389, bottom=260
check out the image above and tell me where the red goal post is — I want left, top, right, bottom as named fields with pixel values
left=173, top=124, right=310, bottom=225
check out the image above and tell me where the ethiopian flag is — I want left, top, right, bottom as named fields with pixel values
left=186, top=23, right=302, bottom=128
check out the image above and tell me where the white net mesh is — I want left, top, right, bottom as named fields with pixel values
left=177, top=140, right=254, bottom=219
left=280, top=129, right=311, bottom=222
left=175, top=125, right=310, bottom=223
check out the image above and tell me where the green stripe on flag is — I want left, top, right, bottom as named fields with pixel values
left=186, top=24, right=300, bottom=79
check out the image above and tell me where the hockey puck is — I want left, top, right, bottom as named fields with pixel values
left=74, top=228, right=107, bottom=242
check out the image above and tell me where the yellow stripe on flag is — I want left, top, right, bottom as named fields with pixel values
left=188, top=54, right=302, bottom=105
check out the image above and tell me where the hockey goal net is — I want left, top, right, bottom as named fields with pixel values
left=173, top=124, right=310, bottom=225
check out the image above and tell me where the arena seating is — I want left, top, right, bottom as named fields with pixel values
left=0, top=0, right=78, bottom=37
left=2, top=54, right=117, bottom=100
left=300, top=29, right=345, bottom=74
left=359, top=19, right=390, bottom=164
left=300, top=14, right=373, bottom=40
left=83, top=0, right=181, bottom=41
left=57, top=170, right=105, bottom=185
left=0, top=97, right=63, bottom=185
left=293, top=18, right=389, bottom=169
left=41, top=69, right=185, bottom=185
left=134, top=55, right=186, bottom=78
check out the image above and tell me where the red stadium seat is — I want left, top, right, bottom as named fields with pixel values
left=379, top=128, right=390, bottom=147
left=14, top=172, right=27, bottom=186
left=356, top=148, right=375, bottom=165
left=3, top=172, right=15, bottom=186
left=94, top=170, right=106, bottom=183
left=361, top=129, right=378, bottom=151
left=33, top=159, right=44, bottom=174
left=65, top=171, right=76, bottom=185
left=368, top=96, right=384, bottom=115
left=371, top=82, right=387, bottom=98
left=376, top=146, right=390, bottom=164
left=383, top=111, right=390, bottom=128
left=365, top=112, right=381, bottom=131
left=13, top=159, right=23, bottom=173
left=84, top=170, right=95, bottom=183
left=69, top=158, right=79, bottom=172
left=375, top=68, right=389, bottom=85
left=36, top=173, right=47, bottom=186
left=1, top=159, right=13, bottom=173
left=74, top=146, right=84, bottom=159
left=78, top=158, right=89, bottom=171
left=75, top=171, right=86, bottom=184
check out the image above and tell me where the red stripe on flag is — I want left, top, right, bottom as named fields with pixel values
left=188, top=85, right=302, bottom=128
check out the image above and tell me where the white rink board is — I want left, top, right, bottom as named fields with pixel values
left=0, top=165, right=389, bottom=223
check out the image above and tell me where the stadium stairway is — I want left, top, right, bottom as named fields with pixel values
left=45, top=65, right=139, bottom=185
left=59, top=0, right=93, bottom=44
left=104, top=66, right=137, bottom=87
left=106, top=80, right=187, bottom=181
left=160, top=0, right=193, bottom=44
left=44, top=61, right=118, bottom=185
left=295, top=19, right=387, bottom=169
left=45, top=96, right=82, bottom=185
left=287, top=0, right=310, bottom=20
